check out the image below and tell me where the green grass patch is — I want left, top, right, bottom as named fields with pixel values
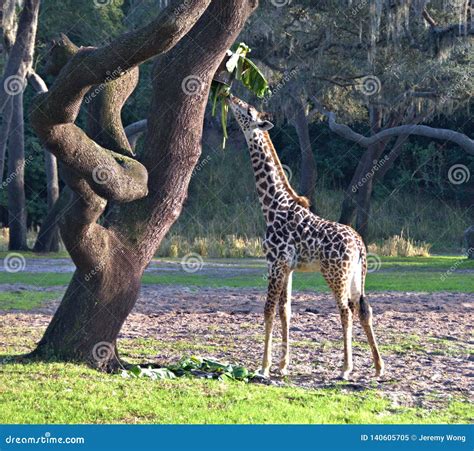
left=120, top=338, right=225, bottom=363
left=142, top=271, right=473, bottom=292
left=377, top=256, right=474, bottom=271
left=0, top=251, right=69, bottom=259
left=0, top=269, right=472, bottom=292
left=0, top=361, right=471, bottom=424
left=0, top=291, right=59, bottom=311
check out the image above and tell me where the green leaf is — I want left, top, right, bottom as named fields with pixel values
left=210, top=42, right=270, bottom=149
left=129, top=365, right=142, bottom=378
left=232, top=366, right=249, bottom=380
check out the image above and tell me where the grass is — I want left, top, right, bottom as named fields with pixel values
left=0, top=271, right=473, bottom=292
left=120, top=338, right=224, bottom=360
left=0, top=291, right=59, bottom=310
left=0, top=360, right=470, bottom=424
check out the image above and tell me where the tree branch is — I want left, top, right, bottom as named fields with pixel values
left=311, top=97, right=474, bottom=155
left=30, top=0, right=211, bottom=205
left=124, top=119, right=148, bottom=149
left=27, top=69, right=48, bottom=93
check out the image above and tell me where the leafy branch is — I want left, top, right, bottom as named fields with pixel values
left=211, top=42, right=271, bottom=147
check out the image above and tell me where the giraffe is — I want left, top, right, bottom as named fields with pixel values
left=226, top=94, right=384, bottom=380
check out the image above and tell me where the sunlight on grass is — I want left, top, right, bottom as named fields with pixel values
left=0, top=361, right=470, bottom=424
left=0, top=291, right=59, bottom=310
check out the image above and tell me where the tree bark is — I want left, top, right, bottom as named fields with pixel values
left=27, top=71, right=61, bottom=252
left=7, top=91, right=27, bottom=250
left=339, top=107, right=385, bottom=229
left=0, top=95, right=13, bottom=182
left=33, top=155, right=61, bottom=253
left=290, top=96, right=317, bottom=211
left=30, top=0, right=258, bottom=370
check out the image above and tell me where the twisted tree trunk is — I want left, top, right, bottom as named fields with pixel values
left=30, top=0, right=257, bottom=370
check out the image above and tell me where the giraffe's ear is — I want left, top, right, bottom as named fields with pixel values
left=258, top=120, right=274, bottom=131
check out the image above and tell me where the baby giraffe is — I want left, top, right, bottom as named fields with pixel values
left=227, top=94, right=384, bottom=380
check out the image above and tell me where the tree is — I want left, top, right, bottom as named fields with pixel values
left=28, top=71, right=61, bottom=253
left=245, top=0, right=473, bottom=240
left=29, top=0, right=258, bottom=370
left=0, top=0, right=41, bottom=250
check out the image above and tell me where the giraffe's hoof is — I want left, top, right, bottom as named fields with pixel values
left=257, top=368, right=270, bottom=379
left=277, top=366, right=288, bottom=376
left=375, top=363, right=385, bottom=378
left=340, top=370, right=353, bottom=380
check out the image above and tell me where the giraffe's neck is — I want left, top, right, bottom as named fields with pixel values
left=246, top=129, right=309, bottom=225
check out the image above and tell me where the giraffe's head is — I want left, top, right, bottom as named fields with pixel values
left=227, top=94, right=274, bottom=137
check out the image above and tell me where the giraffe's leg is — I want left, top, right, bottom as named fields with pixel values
left=261, top=266, right=287, bottom=378
left=278, top=271, right=293, bottom=376
left=323, top=269, right=354, bottom=380
left=358, top=296, right=385, bottom=377
left=338, top=301, right=354, bottom=380
left=350, top=263, right=384, bottom=377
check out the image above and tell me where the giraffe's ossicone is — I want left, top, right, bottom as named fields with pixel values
left=227, top=94, right=384, bottom=380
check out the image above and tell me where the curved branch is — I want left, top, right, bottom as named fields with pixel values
left=30, top=0, right=211, bottom=205
left=27, top=69, right=48, bottom=93
left=124, top=119, right=148, bottom=149
left=311, top=97, right=474, bottom=155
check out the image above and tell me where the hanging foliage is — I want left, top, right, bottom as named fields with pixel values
left=210, top=42, right=271, bottom=148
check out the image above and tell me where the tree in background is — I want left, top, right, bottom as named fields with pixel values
left=243, top=0, right=473, bottom=240
left=0, top=0, right=41, bottom=250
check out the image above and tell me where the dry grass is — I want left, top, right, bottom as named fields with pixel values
left=368, top=234, right=432, bottom=257
left=157, top=234, right=264, bottom=258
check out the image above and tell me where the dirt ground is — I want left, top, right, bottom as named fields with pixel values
left=2, top=280, right=472, bottom=411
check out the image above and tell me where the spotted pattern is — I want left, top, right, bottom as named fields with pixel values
left=228, top=94, right=384, bottom=379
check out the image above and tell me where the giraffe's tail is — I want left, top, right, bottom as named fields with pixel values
left=359, top=245, right=367, bottom=296
left=359, top=246, right=369, bottom=316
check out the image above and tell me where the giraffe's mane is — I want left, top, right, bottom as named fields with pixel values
left=261, top=131, right=311, bottom=209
